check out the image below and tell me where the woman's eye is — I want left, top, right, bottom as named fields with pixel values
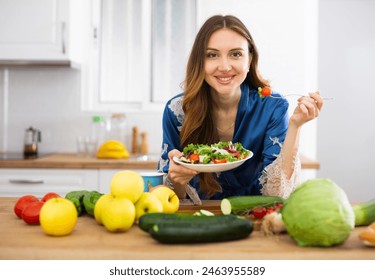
left=231, top=51, right=243, bottom=58
left=206, top=52, right=218, bottom=58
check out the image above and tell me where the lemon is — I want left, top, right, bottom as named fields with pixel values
left=110, top=170, right=144, bottom=203
left=39, top=198, right=78, bottom=236
left=101, top=197, right=136, bottom=232
left=94, top=193, right=114, bottom=225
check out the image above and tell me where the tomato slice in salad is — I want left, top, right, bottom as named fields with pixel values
left=212, top=158, right=227, bottom=164
left=189, top=153, right=200, bottom=162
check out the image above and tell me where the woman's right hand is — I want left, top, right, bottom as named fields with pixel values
left=166, top=149, right=199, bottom=198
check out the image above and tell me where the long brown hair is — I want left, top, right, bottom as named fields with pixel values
left=180, top=15, right=268, bottom=197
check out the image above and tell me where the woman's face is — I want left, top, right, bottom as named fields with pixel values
left=204, top=28, right=251, bottom=97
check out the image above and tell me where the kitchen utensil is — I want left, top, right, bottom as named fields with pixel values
left=24, top=127, right=41, bottom=156
left=140, top=132, right=148, bottom=155
left=132, top=126, right=139, bottom=154
left=269, top=94, right=333, bottom=100
left=140, top=172, right=164, bottom=192
left=185, top=183, right=202, bottom=205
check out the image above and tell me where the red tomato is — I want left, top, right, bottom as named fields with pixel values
left=41, top=192, right=61, bottom=202
left=22, top=201, right=45, bottom=225
left=261, top=86, right=272, bottom=97
left=275, top=203, right=283, bottom=211
left=212, top=158, right=227, bottom=164
left=189, top=153, right=200, bottom=163
left=14, top=195, right=39, bottom=218
left=252, top=206, right=267, bottom=219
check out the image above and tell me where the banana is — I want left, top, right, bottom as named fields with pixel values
left=96, top=140, right=129, bottom=159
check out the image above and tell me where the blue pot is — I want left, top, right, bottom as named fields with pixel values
left=140, top=172, right=164, bottom=192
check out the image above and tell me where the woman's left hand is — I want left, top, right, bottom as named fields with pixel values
left=289, top=90, right=324, bottom=127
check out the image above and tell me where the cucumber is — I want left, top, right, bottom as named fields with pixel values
left=221, top=195, right=285, bottom=215
left=83, top=191, right=104, bottom=216
left=138, top=212, right=239, bottom=232
left=138, top=213, right=195, bottom=232
left=353, top=199, right=375, bottom=226
left=65, top=190, right=89, bottom=216
left=149, top=215, right=253, bottom=243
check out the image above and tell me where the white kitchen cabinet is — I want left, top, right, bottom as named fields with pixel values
left=0, top=0, right=87, bottom=62
left=0, top=169, right=99, bottom=197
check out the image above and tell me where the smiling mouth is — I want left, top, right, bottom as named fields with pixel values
left=216, top=76, right=234, bottom=82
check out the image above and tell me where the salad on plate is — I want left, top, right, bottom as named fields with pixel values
left=178, top=141, right=251, bottom=165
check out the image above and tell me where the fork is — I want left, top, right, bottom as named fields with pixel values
left=269, top=94, right=333, bottom=100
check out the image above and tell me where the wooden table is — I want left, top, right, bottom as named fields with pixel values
left=1, top=197, right=372, bottom=260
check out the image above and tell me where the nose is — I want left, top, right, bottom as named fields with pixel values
left=218, top=58, right=232, bottom=72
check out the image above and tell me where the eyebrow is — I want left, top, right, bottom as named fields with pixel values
left=206, top=47, right=245, bottom=52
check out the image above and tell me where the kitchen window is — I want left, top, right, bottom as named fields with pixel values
left=82, top=0, right=197, bottom=112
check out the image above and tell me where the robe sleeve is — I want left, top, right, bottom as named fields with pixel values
left=257, top=98, right=301, bottom=199
left=259, top=146, right=301, bottom=198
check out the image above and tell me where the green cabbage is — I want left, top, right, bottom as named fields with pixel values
left=282, top=178, right=355, bottom=247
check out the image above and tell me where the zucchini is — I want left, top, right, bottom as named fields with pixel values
left=149, top=215, right=253, bottom=243
left=353, top=199, right=375, bottom=226
left=221, top=195, right=285, bottom=215
left=138, top=212, right=239, bottom=232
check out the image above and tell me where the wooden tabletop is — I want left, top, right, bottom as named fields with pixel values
left=0, top=153, right=320, bottom=170
left=0, top=197, right=372, bottom=260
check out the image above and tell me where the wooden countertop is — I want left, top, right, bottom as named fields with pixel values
left=0, top=197, right=372, bottom=260
left=0, top=153, right=158, bottom=170
left=0, top=153, right=320, bottom=170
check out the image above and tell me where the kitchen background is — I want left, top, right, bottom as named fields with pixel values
left=0, top=0, right=374, bottom=201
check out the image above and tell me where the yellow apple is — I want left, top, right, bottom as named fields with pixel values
left=151, top=186, right=179, bottom=213
left=101, top=197, right=136, bottom=232
left=39, top=197, right=78, bottom=236
left=134, top=192, right=163, bottom=221
left=110, top=170, right=144, bottom=203
left=94, top=193, right=114, bottom=225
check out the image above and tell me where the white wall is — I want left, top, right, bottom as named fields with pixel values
left=0, top=68, right=163, bottom=155
left=317, top=0, right=375, bottom=201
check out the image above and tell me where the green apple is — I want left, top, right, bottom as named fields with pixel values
left=151, top=186, right=180, bottom=213
left=134, top=192, right=163, bottom=221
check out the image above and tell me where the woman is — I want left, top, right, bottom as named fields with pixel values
left=159, top=15, right=323, bottom=200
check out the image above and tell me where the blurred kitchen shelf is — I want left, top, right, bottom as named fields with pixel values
left=0, top=60, right=80, bottom=69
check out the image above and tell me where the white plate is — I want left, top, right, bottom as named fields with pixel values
left=173, top=151, right=253, bottom=173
